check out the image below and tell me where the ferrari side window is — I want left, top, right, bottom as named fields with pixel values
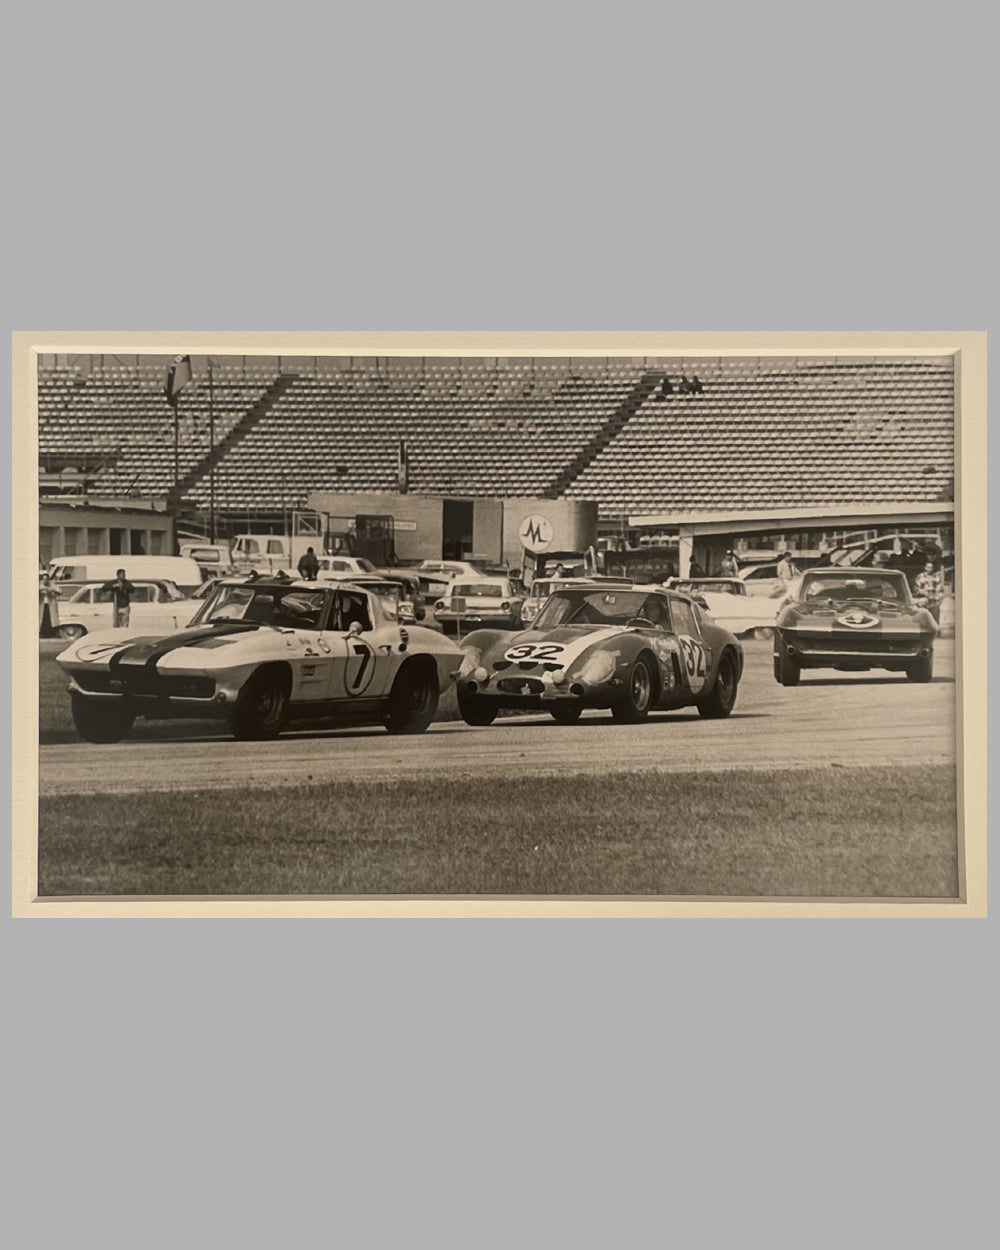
left=670, top=599, right=701, bottom=637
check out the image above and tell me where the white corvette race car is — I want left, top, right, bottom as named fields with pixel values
left=57, top=573, right=462, bottom=743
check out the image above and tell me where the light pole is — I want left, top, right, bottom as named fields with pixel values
left=208, top=358, right=216, bottom=543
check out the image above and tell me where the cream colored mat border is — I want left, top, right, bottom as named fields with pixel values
left=12, top=332, right=987, bottom=917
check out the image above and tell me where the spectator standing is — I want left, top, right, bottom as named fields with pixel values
left=775, top=551, right=796, bottom=583
left=297, top=547, right=320, bottom=580
left=914, top=561, right=945, bottom=622
left=101, top=569, right=136, bottom=628
left=720, top=549, right=740, bottom=578
left=688, top=558, right=706, bottom=577
left=39, top=570, right=61, bottom=636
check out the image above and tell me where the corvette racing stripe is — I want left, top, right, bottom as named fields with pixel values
left=109, top=623, right=260, bottom=672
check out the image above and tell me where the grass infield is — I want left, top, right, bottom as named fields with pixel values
left=37, top=764, right=958, bottom=898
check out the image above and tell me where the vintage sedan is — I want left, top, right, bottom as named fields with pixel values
left=773, top=569, right=937, bottom=686
left=736, top=560, right=802, bottom=597
left=57, top=573, right=463, bottom=743
left=454, top=583, right=743, bottom=725
left=56, top=580, right=200, bottom=640
left=434, top=578, right=525, bottom=633
left=664, top=577, right=780, bottom=639
left=413, top=560, right=486, bottom=601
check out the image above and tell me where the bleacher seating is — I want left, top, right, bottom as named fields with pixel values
left=38, top=357, right=955, bottom=520
left=185, top=363, right=648, bottom=511
left=565, top=359, right=955, bottom=515
left=38, top=363, right=278, bottom=497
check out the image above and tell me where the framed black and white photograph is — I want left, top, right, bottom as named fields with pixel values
left=12, top=331, right=986, bottom=916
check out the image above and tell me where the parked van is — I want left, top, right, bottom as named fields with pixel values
left=48, top=555, right=204, bottom=594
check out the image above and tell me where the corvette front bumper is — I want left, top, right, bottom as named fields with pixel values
left=777, top=630, right=934, bottom=668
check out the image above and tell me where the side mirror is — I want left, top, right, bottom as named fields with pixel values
left=347, top=620, right=363, bottom=636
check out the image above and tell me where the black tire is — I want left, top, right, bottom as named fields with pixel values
left=232, top=668, right=288, bottom=740
left=775, top=646, right=800, bottom=687
left=550, top=704, right=583, bottom=723
left=698, top=650, right=739, bottom=718
left=457, top=689, right=499, bottom=726
left=906, top=652, right=933, bottom=682
left=71, top=693, right=134, bottom=744
left=612, top=656, right=654, bottom=723
left=59, top=623, right=87, bottom=641
left=385, top=662, right=439, bottom=734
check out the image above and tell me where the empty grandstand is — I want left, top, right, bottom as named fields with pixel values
left=566, top=357, right=954, bottom=514
left=37, top=355, right=954, bottom=552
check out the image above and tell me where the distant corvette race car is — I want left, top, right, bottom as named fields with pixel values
left=454, top=583, right=743, bottom=725
left=773, top=569, right=938, bottom=686
left=56, top=573, right=462, bottom=742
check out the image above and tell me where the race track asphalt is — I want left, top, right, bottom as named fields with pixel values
left=38, top=640, right=956, bottom=797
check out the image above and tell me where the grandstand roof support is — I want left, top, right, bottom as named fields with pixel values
left=629, top=501, right=955, bottom=533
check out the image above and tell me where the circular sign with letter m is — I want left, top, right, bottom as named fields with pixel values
left=518, top=514, right=554, bottom=553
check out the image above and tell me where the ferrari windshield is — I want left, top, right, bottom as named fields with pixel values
left=191, top=583, right=329, bottom=628
left=800, top=573, right=910, bottom=604
left=533, top=589, right=669, bottom=629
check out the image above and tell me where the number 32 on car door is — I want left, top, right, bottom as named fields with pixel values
left=678, top=634, right=708, bottom=693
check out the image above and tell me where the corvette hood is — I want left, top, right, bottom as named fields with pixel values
left=61, top=622, right=263, bottom=669
left=784, top=607, right=929, bottom=635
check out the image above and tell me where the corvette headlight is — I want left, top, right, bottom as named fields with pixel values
left=458, top=647, right=482, bottom=678
left=578, top=651, right=616, bottom=685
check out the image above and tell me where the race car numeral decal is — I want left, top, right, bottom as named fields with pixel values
left=344, top=640, right=377, bottom=696
left=503, top=642, right=565, bottom=662
left=679, top=636, right=707, bottom=689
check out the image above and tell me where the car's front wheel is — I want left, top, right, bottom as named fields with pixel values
left=58, top=623, right=87, bottom=641
left=232, top=669, right=288, bottom=740
left=385, top=663, right=439, bottom=734
left=698, top=650, right=739, bottom=718
left=906, top=652, right=934, bottom=682
left=612, top=656, right=654, bottom=723
left=457, top=689, right=499, bottom=726
left=71, top=693, right=135, bottom=743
